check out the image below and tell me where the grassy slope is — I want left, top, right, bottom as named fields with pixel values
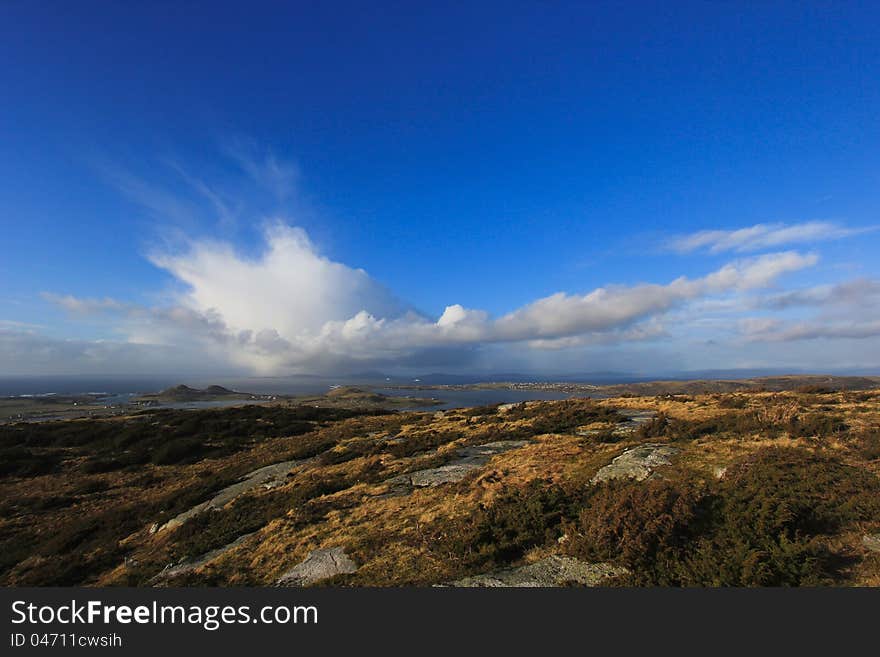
left=0, top=390, right=879, bottom=587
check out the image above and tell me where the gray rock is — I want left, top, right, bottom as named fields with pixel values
left=386, top=440, right=531, bottom=491
left=618, top=409, right=657, bottom=422
left=863, top=534, right=880, bottom=553
left=591, top=443, right=678, bottom=484
left=449, top=555, right=626, bottom=587
left=158, top=458, right=306, bottom=532
left=455, top=440, right=530, bottom=463
left=276, top=547, right=358, bottom=586
left=150, top=533, right=256, bottom=584
left=577, top=408, right=657, bottom=437
left=409, top=464, right=479, bottom=487
left=611, top=409, right=658, bottom=435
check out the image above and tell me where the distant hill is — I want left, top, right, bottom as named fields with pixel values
left=138, top=384, right=244, bottom=402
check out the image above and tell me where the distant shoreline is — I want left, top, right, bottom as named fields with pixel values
left=382, top=373, right=880, bottom=396
left=2, top=374, right=879, bottom=424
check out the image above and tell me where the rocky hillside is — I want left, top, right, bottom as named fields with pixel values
left=1, top=390, right=879, bottom=586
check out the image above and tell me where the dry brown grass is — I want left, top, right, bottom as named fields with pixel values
left=4, top=388, right=880, bottom=587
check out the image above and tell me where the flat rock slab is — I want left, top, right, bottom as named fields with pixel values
left=455, top=440, right=531, bottom=463
left=158, top=458, right=306, bottom=533
left=578, top=408, right=657, bottom=437
left=150, top=533, right=256, bottom=584
left=591, top=443, right=678, bottom=484
left=863, top=534, right=880, bottom=553
left=612, top=409, right=658, bottom=435
left=408, top=464, right=478, bottom=487
left=618, top=409, right=657, bottom=422
left=276, top=547, right=358, bottom=586
left=450, top=556, right=626, bottom=587
left=387, top=440, right=530, bottom=491
left=375, top=433, right=406, bottom=445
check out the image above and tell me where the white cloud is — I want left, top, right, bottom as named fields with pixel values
left=24, top=148, right=874, bottom=377
left=43, top=225, right=819, bottom=374
left=670, top=221, right=872, bottom=254
left=148, top=223, right=408, bottom=341
left=491, top=251, right=816, bottom=342
left=757, top=278, right=880, bottom=310
left=741, top=318, right=880, bottom=342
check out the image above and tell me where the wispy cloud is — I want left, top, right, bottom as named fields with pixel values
left=0, top=319, right=44, bottom=332
left=41, top=294, right=128, bottom=314
left=223, top=139, right=299, bottom=202
left=741, top=318, right=880, bottom=342
left=162, top=159, right=240, bottom=231
left=97, top=163, right=204, bottom=231
left=756, top=278, right=880, bottom=310
left=669, top=221, right=873, bottom=254
left=96, top=144, right=302, bottom=241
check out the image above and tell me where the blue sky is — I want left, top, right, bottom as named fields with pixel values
left=2, top=2, right=880, bottom=377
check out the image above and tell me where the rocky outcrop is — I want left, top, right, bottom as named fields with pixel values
left=276, top=547, right=358, bottom=586
left=863, top=534, right=880, bottom=553
left=449, top=555, right=626, bottom=587
left=385, top=440, right=530, bottom=492
left=157, top=458, right=306, bottom=532
left=150, top=533, right=256, bottom=584
left=591, top=443, right=678, bottom=484
left=408, top=464, right=479, bottom=487
left=578, top=408, right=657, bottom=438
left=614, top=409, right=658, bottom=432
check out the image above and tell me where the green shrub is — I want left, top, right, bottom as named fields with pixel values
left=430, top=480, right=574, bottom=571
left=634, top=413, right=671, bottom=439
left=507, top=400, right=623, bottom=435
left=0, top=494, right=75, bottom=517
left=563, top=479, right=708, bottom=585
left=0, top=447, right=62, bottom=477
left=81, top=451, right=148, bottom=473
left=634, top=411, right=847, bottom=443
left=565, top=447, right=880, bottom=586
left=851, top=429, right=880, bottom=460
left=461, top=404, right=500, bottom=417
left=71, top=478, right=110, bottom=495
left=795, top=385, right=836, bottom=394
left=0, top=405, right=394, bottom=478
left=150, top=438, right=206, bottom=465
left=786, top=414, right=848, bottom=438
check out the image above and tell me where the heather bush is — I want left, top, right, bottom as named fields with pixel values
left=565, top=447, right=880, bottom=586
